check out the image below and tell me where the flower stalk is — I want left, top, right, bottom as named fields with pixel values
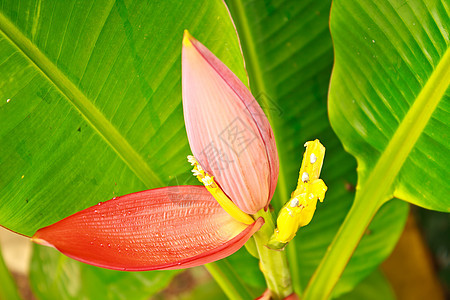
left=253, top=209, right=293, bottom=300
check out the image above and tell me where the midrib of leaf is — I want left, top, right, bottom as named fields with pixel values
left=0, top=12, right=163, bottom=188
left=303, top=47, right=450, bottom=300
left=365, top=47, right=450, bottom=205
left=226, top=0, right=301, bottom=294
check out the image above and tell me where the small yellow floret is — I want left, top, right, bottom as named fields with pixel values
left=187, top=155, right=254, bottom=225
left=271, top=140, right=328, bottom=245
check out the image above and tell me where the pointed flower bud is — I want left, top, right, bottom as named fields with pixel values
left=182, top=31, right=279, bottom=214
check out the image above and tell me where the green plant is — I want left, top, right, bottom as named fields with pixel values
left=0, top=0, right=448, bottom=299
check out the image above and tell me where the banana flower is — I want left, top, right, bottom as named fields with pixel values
left=31, top=31, right=279, bottom=271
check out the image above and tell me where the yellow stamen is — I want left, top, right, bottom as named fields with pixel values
left=269, top=140, right=328, bottom=247
left=187, top=155, right=255, bottom=225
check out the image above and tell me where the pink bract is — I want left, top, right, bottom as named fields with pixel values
left=182, top=31, right=279, bottom=214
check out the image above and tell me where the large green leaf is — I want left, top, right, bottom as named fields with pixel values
left=329, top=0, right=450, bottom=212
left=0, top=0, right=247, bottom=298
left=0, top=0, right=246, bottom=235
left=303, top=0, right=449, bottom=298
left=225, top=0, right=408, bottom=297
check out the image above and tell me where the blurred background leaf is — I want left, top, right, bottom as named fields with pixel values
left=336, top=269, right=396, bottom=300
left=30, top=245, right=179, bottom=300
left=155, top=272, right=229, bottom=300
left=415, top=209, right=450, bottom=289
left=0, top=246, right=22, bottom=300
left=382, top=211, right=448, bottom=300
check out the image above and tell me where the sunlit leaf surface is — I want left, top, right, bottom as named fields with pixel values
left=329, top=0, right=450, bottom=211
left=0, top=0, right=246, bottom=235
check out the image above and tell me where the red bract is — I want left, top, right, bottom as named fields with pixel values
left=32, top=31, right=279, bottom=271
left=33, top=186, right=263, bottom=270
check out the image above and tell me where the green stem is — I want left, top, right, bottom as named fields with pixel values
left=204, top=261, right=254, bottom=300
left=253, top=210, right=293, bottom=299
left=301, top=195, right=383, bottom=300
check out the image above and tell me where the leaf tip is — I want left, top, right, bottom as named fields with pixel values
left=31, top=233, right=54, bottom=248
